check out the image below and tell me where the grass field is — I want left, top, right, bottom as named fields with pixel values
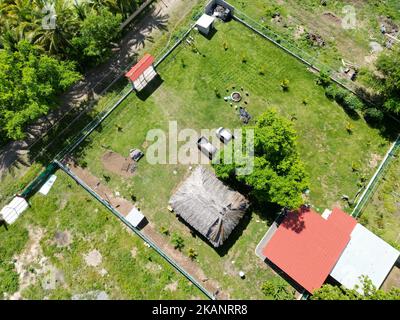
left=67, top=18, right=391, bottom=298
left=229, top=0, right=400, bottom=70
left=360, top=149, right=400, bottom=250
left=0, top=171, right=204, bottom=299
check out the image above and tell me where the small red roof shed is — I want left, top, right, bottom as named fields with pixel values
left=125, top=54, right=157, bottom=92
left=262, top=207, right=357, bottom=293
left=125, top=54, right=155, bottom=82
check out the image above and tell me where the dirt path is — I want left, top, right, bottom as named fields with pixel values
left=66, top=160, right=229, bottom=300
left=0, top=0, right=201, bottom=178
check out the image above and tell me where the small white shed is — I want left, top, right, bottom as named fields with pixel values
left=1, top=196, right=29, bottom=224
left=125, top=207, right=145, bottom=228
left=196, top=14, right=216, bottom=35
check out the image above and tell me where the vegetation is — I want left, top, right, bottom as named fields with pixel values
left=0, top=172, right=203, bottom=299
left=171, top=233, right=185, bottom=251
left=213, top=109, right=309, bottom=209
left=312, top=276, right=400, bottom=300
left=0, top=0, right=146, bottom=144
left=261, top=277, right=295, bottom=300
left=360, top=48, right=400, bottom=116
left=70, top=8, right=122, bottom=66
left=360, top=148, right=400, bottom=250
left=0, top=40, right=81, bottom=141
left=69, top=19, right=390, bottom=298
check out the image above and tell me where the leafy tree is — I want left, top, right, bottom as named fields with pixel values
left=0, top=40, right=81, bottom=141
left=71, top=8, right=122, bottom=66
left=312, top=276, right=400, bottom=300
left=261, top=277, right=294, bottom=300
left=213, top=109, right=308, bottom=209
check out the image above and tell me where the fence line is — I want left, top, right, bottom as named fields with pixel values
left=54, top=159, right=215, bottom=300
left=351, top=135, right=400, bottom=218
left=233, top=11, right=361, bottom=98
left=120, top=0, right=155, bottom=30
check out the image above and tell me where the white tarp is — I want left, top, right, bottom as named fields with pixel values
left=330, top=224, right=400, bottom=292
left=125, top=207, right=145, bottom=228
left=39, top=174, right=57, bottom=195
left=0, top=196, right=29, bottom=224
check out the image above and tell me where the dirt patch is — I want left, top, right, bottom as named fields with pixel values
left=9, top=226, right=65, bottom=299
left=72, top=290, right=109, bottom=300
left=102, top=151, right=137, bottom=178
left=66, top=160, right=135, bottom=216
left=164, top=281, right=178, bottom=292
left=53, top=230, right=72, bottom=248
left=131, top=246, right=138, bottom=258
left=84, top=250, right=102, bottom=267
left=381, top=266, right=400, bottom=291
left=294, top=25, right=305, bottom=40
left=369, top=153, right=383, bottom=169
left=322, top=12, right=341, bottom=25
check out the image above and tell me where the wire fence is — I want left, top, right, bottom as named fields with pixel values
left=54, top=159, right=215, bottom=300
left=351, top=135, right=400, bottom=218
left=233, top=9, right=360, bottom=94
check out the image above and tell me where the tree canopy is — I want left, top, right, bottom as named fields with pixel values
left=375, top=48, right=400, bottom=115
left=213, top=109, right=309, bottom=209
left=312, top=276, right=400, bottom=300
left=0, top=40, right=81, bottom=141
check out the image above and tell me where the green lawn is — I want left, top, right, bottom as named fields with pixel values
left=0, top=171, right=204, bottom=299
left=229, top=0, right=400, bottom=70
left=70, top=19, right=390, bottom=298
left=359, top=149, right=400, bottom=250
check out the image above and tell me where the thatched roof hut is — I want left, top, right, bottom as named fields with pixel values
left=169, top=166, right=249, bottom=247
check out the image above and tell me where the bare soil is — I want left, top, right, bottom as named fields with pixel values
left=102, top=151, right=137, bottom=178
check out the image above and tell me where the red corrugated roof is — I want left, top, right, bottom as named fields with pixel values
left=262, top=207, right=356, bottom=293
left=328, top=207, right=358, bottom=235
left=125, top=54, right=155, bottom=82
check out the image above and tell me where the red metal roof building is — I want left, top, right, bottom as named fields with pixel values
left=125, top=54, right=157, bottom=92
left=261, top=207, right=357, bottom=293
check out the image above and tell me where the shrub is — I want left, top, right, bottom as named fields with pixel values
left=364, top=108, right=384, bottom=123
left=324, top=84, right=337, bottom=99
left=223, top=42, right=229, bottom=51
left=187, top=248, right=198, bottom=260
left=171, top=233, right=185, bottom=251
left=316, top=70, right=331, bottom=87
left=261, top=278, right=294, bottom=300
left=160, top=226, right=169, bottom=236
left=241, top=54, right=247, bottom=63
left=343, top=94, right=363, bottom=111
left=346, top=122, right=354, bottom=134
left=214, top=87, right=221, bottom=98
left=280, top=79, right=290, bottom=91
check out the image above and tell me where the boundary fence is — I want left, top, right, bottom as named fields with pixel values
left=351, top=135, right=400, bottom=218
left=10, top=0, right=400, bottom=300
left=233, top=9, right=360, bottom=97
left=54, top=159, right=214, bottom=300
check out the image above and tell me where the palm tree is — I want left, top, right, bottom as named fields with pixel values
left=33, top=0, right=80, bottom=55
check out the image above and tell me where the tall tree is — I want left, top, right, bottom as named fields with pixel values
left=0, top=40, right=81, bottom=141
left=213, top=109, right=309, bottom=209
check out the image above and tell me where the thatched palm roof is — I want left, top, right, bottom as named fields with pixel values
left=169, top=166, right=249, bottom=247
